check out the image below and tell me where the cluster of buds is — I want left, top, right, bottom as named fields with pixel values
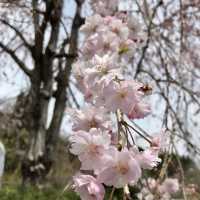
left=137, top=178, right=179, bottom=200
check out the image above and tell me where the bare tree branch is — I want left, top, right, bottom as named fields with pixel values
left=0, top=42, right=32, bottom=77
left=134, top=0, right=163, bottom=78
left=0, top=18, right=33, bottom=51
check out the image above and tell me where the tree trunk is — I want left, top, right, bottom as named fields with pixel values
left=21, top=0, right=63, bottom=185
left=20, top=0, right=84, bottom=185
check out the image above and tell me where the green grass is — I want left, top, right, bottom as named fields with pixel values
left=0, top=185, right=131, bottom=200
left=0, top=184, right=199, bottom=200
left=0, top=186, right=80, bottom=200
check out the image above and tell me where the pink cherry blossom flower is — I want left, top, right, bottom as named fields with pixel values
left=126, top=14, right=144, bottom=44
left=103, top=16, right=116, bottom=25
left=138, top=149, right=161, bottom=169
left=85, top=32, right=119, bottom=57
left=151, top=130, right=169, bottom=152
left=72, top=61, right=94, bottom=101
left=71, top=106, right=112, bottom=132
left=85, top=54, right=122, bottom=91
left=73, top=174, right=105, bottom=200
left=80, top=14, right=103, bottom=36
left=118, top=39, right=136, bottom=63
left=97, top=147, right=141, bottom=188
left=130, top=146, right=161, bottom=170
left=69, top=128, right=111, bottom=171
left=99, top=80, right=143, bottom=115
left=128, top=101, right=151, bottom=119
left=72, top=61, right=89, bottom=92
left=108, top=18, right=129, bottom=40
left=92, top=54, right=119, bottom=72
left=91, top=0, right=118, bottom=16
left=100, top=32, right=120, bottom=54
left=82, top=34, right=103, bottom=59
left=158, top=178, right=179, bottom=195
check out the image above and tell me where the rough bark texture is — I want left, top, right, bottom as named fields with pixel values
left=21, top=0, right=84, bottom=185
left=0, top=0, right=84, bottom=184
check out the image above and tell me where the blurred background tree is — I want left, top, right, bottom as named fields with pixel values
left=0, top=0, right=84, bottom=184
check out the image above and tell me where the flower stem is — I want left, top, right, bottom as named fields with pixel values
left=108, top=187, right=115, bottom=200
left=122, top=121, right=152, bottom=144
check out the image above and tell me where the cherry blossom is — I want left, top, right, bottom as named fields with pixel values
left=151, top=130, right=169, bottom=152
left=130, top=146, right=161, bottom=170
left=98, top=80, right=144, bottom=115
left=97, top=147, right=141, bottom=188
left=128, top=101, right=151, bottom=119
left=71, top=106, right=112, bottom=132
left=69, top=128, right=111, bottom=171
left=90, top=0, right=119, bottom=16
left=137, top=178, right=179, bottom=200
left=108, top=17, right=129, bottom=40
left=126, top=14, right=144, bottom=44
left=80, top=14, right=103, bottom=36
left=100, top=32, right=120, bottom=54
left=82, top=34, right=104, bottom=59
left=73, top=174, right=105, bottom=200
left=158, top=178, right=179, bottom=195
left=85, top=54, right=122, bottom=91
left=72, top=61, right=89, bottom=94
left=118, top=39, right=136, bottom=63
left=138, top=149, right=161, bottom=169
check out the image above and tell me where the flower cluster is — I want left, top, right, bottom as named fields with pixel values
left=69, top=1, right=169, bottom=200
left=137, top=178, right=179, bottom=200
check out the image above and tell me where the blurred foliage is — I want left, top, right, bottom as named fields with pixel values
left=0, top=185, right=199, bottom=200
left=0, top=185, right=79, bottom=200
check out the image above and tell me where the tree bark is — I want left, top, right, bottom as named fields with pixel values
left=20, top=0, right=84, bottom=185
left=21, top=0, right=63, bottom=185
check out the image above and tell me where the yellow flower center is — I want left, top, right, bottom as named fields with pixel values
left=118, top=91, right=127, bottom=99
left=89, top=144, right=99, bottom=155
left=97, top=65, right=109, bottom=75
left=118, top=46, right=129, bottom=55
left=116, top=162, right=129, bottom=175
left=89, top=119, right=98, bottom=128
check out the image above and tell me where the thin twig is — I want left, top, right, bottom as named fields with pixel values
left=108, top=187, right=115, bottom=200
left=172, top=142, right=188, bottom=200
left=122, top=121, right=152, bottom=144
